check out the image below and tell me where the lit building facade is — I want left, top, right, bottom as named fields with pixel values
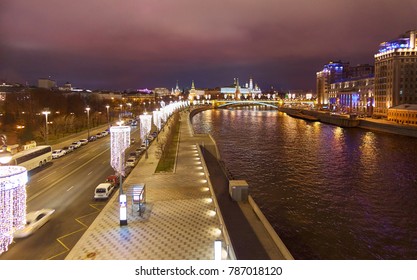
left=374, top=30, right=417, bottom=117
left=387, top=104, right=417, bottom=125
left=328, top=64, right=374, bottom=115
left=329, top=76, right=374, bottom=115
left=38, top=78, right=56, bottom=89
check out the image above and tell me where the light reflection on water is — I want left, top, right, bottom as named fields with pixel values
left=192, top=108, right=417, bottom=259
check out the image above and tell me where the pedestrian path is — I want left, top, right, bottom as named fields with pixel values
left=65, top=112, right=224, bottom=260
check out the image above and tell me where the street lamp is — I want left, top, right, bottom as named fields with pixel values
left=106, top=105, right=110, bottom=129
left=119, top=104, right=123, bottom=121
left=0, top=135, right=12, bottom=165
left=86, top=106, right=91, bottom=139
left=42, top=109, right=50, bottom=144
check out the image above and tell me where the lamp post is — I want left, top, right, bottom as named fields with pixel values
left=106, top=105, right=110, bottom=129
left=42, top=109, right=50, bottom=144
left=0, top=135, right=12, bottom=165
left=86, top=106, right=91, bottom=139
left=119, top=104, right=123, bottom=121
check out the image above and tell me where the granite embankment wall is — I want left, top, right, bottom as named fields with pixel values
left=358, top=120, right=417, bottom=138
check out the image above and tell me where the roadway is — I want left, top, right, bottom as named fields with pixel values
left=0, top=125, right=141, bottom=260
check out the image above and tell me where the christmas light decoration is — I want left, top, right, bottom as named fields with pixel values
left=139, top=113, right=152, bottom=142
left=0, top=166, right=27, bottom=255
left=153, top=110, right=162, bottom=131
left=110, top=126, right=130, bottom=176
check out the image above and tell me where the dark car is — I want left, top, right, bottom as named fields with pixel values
left=88, top=135, right=97, bottom=142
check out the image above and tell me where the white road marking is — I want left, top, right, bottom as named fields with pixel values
left=36, top=171, right=57, bottom=182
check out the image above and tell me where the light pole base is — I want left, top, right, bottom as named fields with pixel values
left=120, top=220, right=128, bottom=226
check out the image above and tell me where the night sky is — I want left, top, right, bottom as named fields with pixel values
left=1, top=0, right=416, bottom=91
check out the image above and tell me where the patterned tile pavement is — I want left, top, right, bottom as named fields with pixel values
left=65, top=112, right=224, bottom=260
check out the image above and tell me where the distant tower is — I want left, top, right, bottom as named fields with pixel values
left=249, top=76, right=254, bottom=90
left=189, top=80, right=196, bottom=101
left=174, top=80, right=181, bottom=96
left=234, top=78, right=241, bottom=100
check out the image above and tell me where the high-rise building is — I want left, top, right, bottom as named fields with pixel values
left=374, top=30, right=417, bottom=117
left=316, top=61, right=349, bottom=107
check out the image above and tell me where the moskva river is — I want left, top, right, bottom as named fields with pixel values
left=192, top=108, right=417, bottom=259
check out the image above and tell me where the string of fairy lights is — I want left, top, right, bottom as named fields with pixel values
left=0, top=166, right=27, bottom=255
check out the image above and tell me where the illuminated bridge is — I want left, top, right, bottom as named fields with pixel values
left=210, top=100, right=314, bottom=109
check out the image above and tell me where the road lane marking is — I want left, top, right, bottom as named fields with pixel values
left=61, top=161, right=75, bottom=169
left=66, top=186, right=74, bottom=192
left=88, top=171, right=93, bottom=176
left=36, top=171, right=57, bottom=182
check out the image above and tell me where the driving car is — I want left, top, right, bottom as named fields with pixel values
left=52, top=149, right=66, bottom=159
left=13, top=209, right=55, bottom=238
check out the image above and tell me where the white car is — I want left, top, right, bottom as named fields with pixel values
left=13, top=209, right=55, bottom=238
left=71, top=141, right=82, bottom=149
left=52, top=149, right=66, bottom=159
left=126, top=157, right=137, bottom=167
left=79, top=139, right=89, bottom=145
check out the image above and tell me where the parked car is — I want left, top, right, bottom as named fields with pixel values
left=79, top=139, right=89, bottom=145
left=52, top=149, right=66, bottom=159
left=96, top=132, right=103, bottom=139
left=13, top=209, right=55, bottom=238
left=151, top=131, right=157, bottom=137
left=94, top=182, right=114, bottom=200
left=126, top=157, right=137, bottom=167
left=101, top=131, right=108, bottom=137
left=135, top=147, right=145, bottom=156
left=129, top=152, right=137, bottom=159
left=71, top=141, right=82, bottom=149
left=62, top=146, right=74, bottom=153
left=124, top=166, right=133, bottom=177
left=105, top=175, right=120, bottom=188
left=88, top=135, right=97, bottom=142
left=130, top=138, right=135, bottom=144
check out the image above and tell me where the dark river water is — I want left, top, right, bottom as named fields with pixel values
left=191, top=108, right=417, bottom=260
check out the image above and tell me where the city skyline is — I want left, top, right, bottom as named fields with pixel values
left=1, top=0, right=416, bottom=91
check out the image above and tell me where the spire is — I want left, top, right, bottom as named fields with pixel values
left=176, top=80, right=179, bottom=90
left=191, top=80, right=195, bottom=90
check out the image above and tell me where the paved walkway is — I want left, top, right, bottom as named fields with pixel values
left=65, top=110, right=287, bottom=260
